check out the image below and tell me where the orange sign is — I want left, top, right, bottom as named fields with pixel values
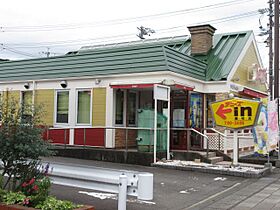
left=210, top=98, right=261, bottom=129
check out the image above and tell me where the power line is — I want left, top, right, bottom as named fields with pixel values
left=2, top=9, right=261, bottom=50
left=0, top=45, right=37, bottom=58
left=1, top=0, right=256, bottom=32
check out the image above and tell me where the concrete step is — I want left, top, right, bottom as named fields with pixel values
left=208, top=156, right=224, bottom=164
left=197, top=151, right=217, bottom=158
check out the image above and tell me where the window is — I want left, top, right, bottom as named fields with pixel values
left=0, top=92, right=2, bottom=122
left=56, top=91, right=69, bottom=124
left=22, top=91, right=33, bottom=123
left=77, top=90, right=91, bottom=124
left=128, top=92, right=137, bottom=125
left=115, top=90, right=124, bottom=125
left=189, top=93, right=203, bottom=128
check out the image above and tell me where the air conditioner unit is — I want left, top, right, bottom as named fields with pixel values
left=247, top=64, right=258, bottom=81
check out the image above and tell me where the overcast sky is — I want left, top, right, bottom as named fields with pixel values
left=0, top=0, right=269, bottom=67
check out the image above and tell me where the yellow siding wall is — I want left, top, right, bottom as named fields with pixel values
left=92, top=88, right=106, bottom=126
left=231, top=43, right=267, bottom=93
left=5, top=90, right=20, bottom=102
left=35, top=89, right=54, bottom=126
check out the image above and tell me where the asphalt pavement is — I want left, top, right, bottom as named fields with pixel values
left=44, top=156, right=280, bottom=210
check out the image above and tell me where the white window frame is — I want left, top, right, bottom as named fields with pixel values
left=114, top=89, right=126, bottom=126
left=54, top=89, right=70, bottom=126
left=75, top=88, right=92, bottom=126
left=128, top=90, right=138, bottom=126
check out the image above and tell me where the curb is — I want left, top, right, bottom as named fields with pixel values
left=151, top=163, right=271, bottom=178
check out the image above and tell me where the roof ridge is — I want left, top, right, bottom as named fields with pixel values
left=78, top=35, right=189, bottom=52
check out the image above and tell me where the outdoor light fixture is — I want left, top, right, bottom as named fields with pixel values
left=162, top=79, right=175, bottom=86
left=24, top=82, right=30, bottom=89
left=95, top=79, right=101, bottom=85
left=60, top=80, right=67, bottom=88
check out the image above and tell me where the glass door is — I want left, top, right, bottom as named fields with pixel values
left=171, top=90, right=188, bottom=150
left=189, top=93, right=203, bottom=149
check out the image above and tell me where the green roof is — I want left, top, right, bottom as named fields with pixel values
left=0, top=31, right=252, bottom=82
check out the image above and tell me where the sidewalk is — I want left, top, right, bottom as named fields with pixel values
left=204, top=175, right=280, bottom=210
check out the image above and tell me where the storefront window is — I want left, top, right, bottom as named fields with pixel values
left=128, top=92, right=137, bottom=125
left=77, top=90, right=91, bottom=124
left=115, top=90, right=124, bottom=125
left=189, top=93, right=203, bottom=128
left=172, top=90, right=187, bottom=128
left=56, top=91, right=69, bottom=124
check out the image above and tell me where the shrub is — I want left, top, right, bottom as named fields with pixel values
left=0, top=95, right=55, bottom=191
left=0, top=189, right=5, bottom=203
left=2, top=191, right=26, bottom=205
left=35, top=196, right=80, bottom=210
left=20, top=176, right=51, bottom=207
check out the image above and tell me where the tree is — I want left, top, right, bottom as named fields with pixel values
left=0, top=93, right=54, bottom=191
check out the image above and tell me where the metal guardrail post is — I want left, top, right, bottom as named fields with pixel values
left=118, top=174, right=127, bottom=210
left=83, top=128, right=86, bottom=147
left=104, top=127, right=106, bottom=148
left=64, top=129, right=67, bottom=149
left=187, top=130, right=189, bottom=152
left=150, top=129, right=153, bottom=152
left=125, top=129, right=128, bottom=163
left=46, top=126, right=49, bottom=140
left=206, top=136, right=209, bottom=158
left=218, top=134, right=221, bottom=151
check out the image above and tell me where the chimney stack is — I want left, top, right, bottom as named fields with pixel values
left=187, top=24, right=216, bottom=55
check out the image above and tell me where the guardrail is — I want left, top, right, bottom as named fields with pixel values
left=45, top=161, right=153, bottom=210
left=202, top=128, right=228, bottom=152
left=171, top=128, right=209, bottom=158
left=46, top=126, right=209, bottom=159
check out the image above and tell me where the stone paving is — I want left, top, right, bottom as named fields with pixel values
left=203, top=177, right=280, bottom=210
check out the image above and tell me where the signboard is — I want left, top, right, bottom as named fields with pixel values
left=153, top=85, right=169, bottom=101
left=210, top=98, right=261, bottom=129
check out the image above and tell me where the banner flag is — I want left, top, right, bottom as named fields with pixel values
left=268, top=99, right=279, bottom=151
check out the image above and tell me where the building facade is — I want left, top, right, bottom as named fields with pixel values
left=0, top=25, right=268, bottom=153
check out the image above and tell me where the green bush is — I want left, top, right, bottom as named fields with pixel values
left=0, top=174, right=3, bottom=189
left=35, top=196, right=80, bottom=210
left=0, top=96, right=55, bottom=191
left=2, top=191, right=26, bottom=205
left=0, top=189, right=5, bottom=202
left=30, top=177, right=52, bottom=206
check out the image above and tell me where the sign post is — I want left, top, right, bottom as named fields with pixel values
left=211, top=97, right=261, bottom=165
left=153, top=85, right=170, bottom=163
left=233, top=130, right=238, bottom=165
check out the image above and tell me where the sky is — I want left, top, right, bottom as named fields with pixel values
left=0, top=0, right=269, bottom=67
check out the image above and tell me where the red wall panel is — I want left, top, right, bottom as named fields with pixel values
left=74, top=128, right=105, bottom=147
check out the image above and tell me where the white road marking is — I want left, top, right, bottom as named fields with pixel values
left=183, top=182, right=241, bottom=210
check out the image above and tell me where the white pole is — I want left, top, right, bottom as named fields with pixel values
left=118, top=174, right=127, bottom=210
left=233, top=130, right=238, bottom=165
left=154, top=99, right=158, bottom=163
left=167, top=88, right=170, bottom=160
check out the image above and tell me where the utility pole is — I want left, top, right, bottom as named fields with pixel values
left=274, top=0, right=279, bottom=101
left=274, top=0, right=280, bottom=162
left=268, top=0, right=274, bottom=100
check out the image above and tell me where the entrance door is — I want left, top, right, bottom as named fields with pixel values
left=189, top=93, right=203, bottom=150
left=171, top=91, right=188, bottom=150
